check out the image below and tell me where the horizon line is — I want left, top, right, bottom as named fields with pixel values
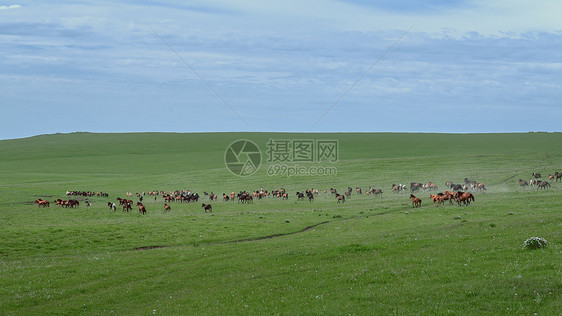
left=2, top=130, right=561, bottom=141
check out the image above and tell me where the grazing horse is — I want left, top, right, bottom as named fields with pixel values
left=410, top=194, right=422, bottom=208
left=537, top=181, right=550, bottom=190
left=555, top=172, right=562, bottom=182
left=108, top=202, right=116, bottom=211
left=201, top=203, right=212, bottom=213
left=137, top=202, right=146, bottom=215
left=123, top=202, right=132, bottom=212
left=223, top=194, right=229, bottom=201
left=532, top=172, right=541, bottom=179
left=164, top=203, right=171, bottom=213
left=518, top=179, right=528, bottom=187
left=356, top=187, right=362, bottom=194
left=476, top=183, right=487, bottom=192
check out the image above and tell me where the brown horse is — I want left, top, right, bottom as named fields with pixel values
left=336, top=194, right=345, bottom=203
left=34, top=199, right=50, bottom=207
left=476, top=183, right=487, bottom=192
left=537, top=181, right=550, bottom=190
left=164, top=203, right=171, bottom=213
left=440, top=192, right=454, bottom=205
left=137, top=202, right=146, bottom=215
left=201, top=203, right=212, bottom=213
left=410, top=194, right=422, bottom=208
left=453, top=192, right=475, bottom=206
left=429, top=194, right=442, bottom=207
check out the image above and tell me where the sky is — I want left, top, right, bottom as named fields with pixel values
left=1, top=0, right=561, bottom=139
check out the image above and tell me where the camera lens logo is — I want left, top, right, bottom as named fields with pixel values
left=224, top=139, right=261, bottom=176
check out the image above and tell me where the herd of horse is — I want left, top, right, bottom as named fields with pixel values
left=518, top=172, right=560, bottom=189
left=410, top=190, right=475, bottom=208
left=32, top=172, right=558, bottom=214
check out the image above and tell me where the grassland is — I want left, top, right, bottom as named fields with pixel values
left=0, top=132, right=560, bottom=315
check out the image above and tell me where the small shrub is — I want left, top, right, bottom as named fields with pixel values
left=490, top=223, right=496, bottom=227
left=284, top=219, right=290, bottom=223
left=454, top=215, right=462, bottom=220
left=523, top=237, right=547, bottom=250
left=507, top=212, right=514, bottom=215
left=333, top=215, right=342, bottom=218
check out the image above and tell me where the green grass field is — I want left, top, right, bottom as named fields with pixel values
left=0, top=132, right=560, bottom=315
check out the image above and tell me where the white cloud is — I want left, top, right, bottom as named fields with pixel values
left=0, top=4, right=21, bottom=10
left=1, top=0, right=562, bottom=136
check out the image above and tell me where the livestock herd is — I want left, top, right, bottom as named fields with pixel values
left=32, top=172, right=559, bottom=214
left=518, top=171, right=560, bottom=189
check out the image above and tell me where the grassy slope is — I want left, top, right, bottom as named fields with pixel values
left=0, top=132, right=560, bottom=315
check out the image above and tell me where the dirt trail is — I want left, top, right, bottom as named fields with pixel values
left=134, top=215, right=366, bottom=250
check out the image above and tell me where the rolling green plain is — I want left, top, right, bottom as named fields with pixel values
left=0, top=132, right=560, bottom=315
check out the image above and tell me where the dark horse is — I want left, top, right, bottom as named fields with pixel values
left=137, top=202, right=146, bottom=215
left=202, top=203, right=212, bottom=213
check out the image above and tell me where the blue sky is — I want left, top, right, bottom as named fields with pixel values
left=1, top=0, right=561, bottom=139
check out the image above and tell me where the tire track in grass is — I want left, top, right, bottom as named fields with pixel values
left=134, top=214, right=382, bottom=250
left=222, top=220, right=332, bottom=244
left=496, top=174, right=518, bottom=185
